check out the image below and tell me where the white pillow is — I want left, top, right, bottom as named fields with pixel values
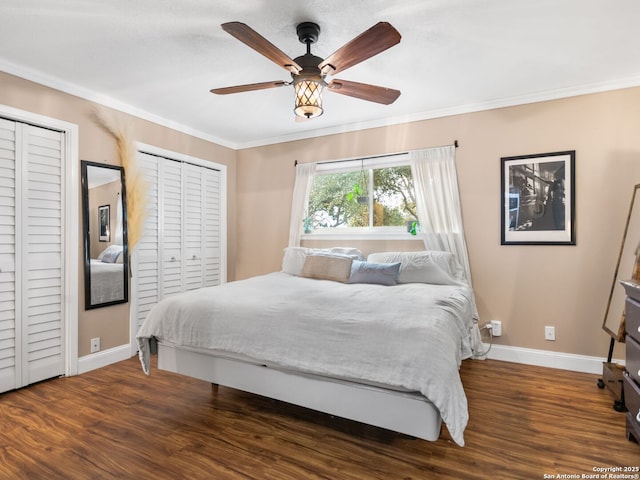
left=97, top=244, right=123, bottom=263
left=367, top=250, right=465, bottom=285
left=282, top=247, right=364, bottom=276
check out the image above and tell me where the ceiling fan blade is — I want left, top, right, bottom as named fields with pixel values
left=210, top=81, right=288, bottom=95
left=327, top=79, right=400, bottom=105
left=318, top=22, right=401, bottom=75
left=222, top=22, right=301, bottom=74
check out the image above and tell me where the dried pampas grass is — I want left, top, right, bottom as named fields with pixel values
left=91, top=108, right=148, bottom=251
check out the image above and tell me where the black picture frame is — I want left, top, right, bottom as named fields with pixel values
left=501, top=150, right=575, bottom=245
left=98, top=204, right=110, bottom=242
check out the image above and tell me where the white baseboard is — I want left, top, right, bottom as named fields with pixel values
left=484, top=344, right=625, bottom=374
left=76, top=342, right=619, bottom=376
left=77, top=344, right=133, bottom=374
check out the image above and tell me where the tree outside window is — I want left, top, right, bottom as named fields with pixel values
left=306, top=165, right=416, bottom=231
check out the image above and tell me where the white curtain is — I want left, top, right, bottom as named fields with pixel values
left=410, top=146, right=483, bottom=357
left=115, top=192, right=123, bottom=246
left=288, top=162, right=317, bottom=246
left=410, top=145, right=472, bottom=284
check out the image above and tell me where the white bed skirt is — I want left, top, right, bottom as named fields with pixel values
left=157, top=343, right=443, bottom=441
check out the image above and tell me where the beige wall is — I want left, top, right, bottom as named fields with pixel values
left=237, top=87, right=640, bottom=360
left=3, top=69, right=639, bottom=363
left=0, top=72, right=237, bottom=357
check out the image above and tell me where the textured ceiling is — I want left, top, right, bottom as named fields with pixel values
left=1, top=0, right=640, bottom=149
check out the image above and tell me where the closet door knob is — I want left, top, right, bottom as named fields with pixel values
left=170, top=256, right=176, bottom=262
left=192, top=255, right=197, bottom=260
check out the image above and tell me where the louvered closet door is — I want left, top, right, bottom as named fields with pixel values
left=133, top=150, right=223, bottom=336
left=160, top=159, right=183, bottom=297
left=0, top=120, right=64, bottom=392
left=183, top=164, right=203, bottom=291
left=134, top=153, right=160, bottom=332
left=202, top=167, right=221, bottom=287
left=183, top=164, right=222, bottom=290
left=0, top=118, right=18, bottom=392
left=21, top=124, right=65, bottom=386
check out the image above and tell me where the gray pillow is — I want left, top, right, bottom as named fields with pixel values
left=348, top=261, right=401, bottom=286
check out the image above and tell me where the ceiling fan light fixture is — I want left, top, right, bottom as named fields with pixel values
left=294, top=78, right=324, bottom=119
left=213, top=21, right=401, bottom=119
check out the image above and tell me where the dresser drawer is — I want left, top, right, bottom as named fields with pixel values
left=628, top=335, right=640, bottom=385
left=626, top=296, right=640, bottom=343
left=627, top=412, right=640, bottom=444
left=623, top=373, right=640, bottom=432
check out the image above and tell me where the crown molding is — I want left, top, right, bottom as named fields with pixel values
left=4, top=58, right=640, bottom=151
left=0, top=59, right=240, bottom=150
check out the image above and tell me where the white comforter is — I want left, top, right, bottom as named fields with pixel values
left=136, top=272, right=476, bottom=446
left=90, top=260, right=124, bottom=304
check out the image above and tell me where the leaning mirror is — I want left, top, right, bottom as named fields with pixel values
left=81, top=161, right=128, bottom=309
left=603, top=184, right=640, bottom=341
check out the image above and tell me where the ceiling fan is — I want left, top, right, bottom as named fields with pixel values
left=210, top=21, right=401, bottom=119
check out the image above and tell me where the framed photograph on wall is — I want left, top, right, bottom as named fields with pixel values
left=501, top=150, right=575, bottom=245
left=98, top=204, right=110, bottom=242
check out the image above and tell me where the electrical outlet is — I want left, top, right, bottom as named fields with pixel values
left=90, top=337, right=100, bottom=353
left=490, top=320, right=502, bottom=337
left=544, top=326, right=556, bottom=341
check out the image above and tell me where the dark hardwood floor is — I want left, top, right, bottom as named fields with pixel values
left=0, top=355, right=637, bottom=479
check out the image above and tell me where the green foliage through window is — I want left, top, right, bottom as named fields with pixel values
left=306, top=165, right=416, bottom=231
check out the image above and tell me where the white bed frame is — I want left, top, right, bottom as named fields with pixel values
left=157, top=342, right=443, bottom=441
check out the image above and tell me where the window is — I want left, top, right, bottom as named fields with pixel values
left=305, top=155, right=417, bottom=235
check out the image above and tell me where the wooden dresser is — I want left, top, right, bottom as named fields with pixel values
left=621, top=280, right=640, bottom=444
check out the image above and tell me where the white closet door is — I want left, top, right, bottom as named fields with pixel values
left=0, top=118, right=18, bottom=392
left=132, top=150, right=223, bottom=338
left=0, top=120, right=64, bottom=392
left=160, top=159, right=183, bottom=297
left=202, top=168, right=221, bottom=287
left=184, top=164, right=222, bottom=290
left=183, top=163, right=203, bottom=291
left=134, top=152, right=160, bottom=332
left=21, top=124, right=64, bottom=385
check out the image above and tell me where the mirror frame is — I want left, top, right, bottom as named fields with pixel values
left=602, top=183, right=640, bottom=341
left=81, top=160, right=129, bottom=310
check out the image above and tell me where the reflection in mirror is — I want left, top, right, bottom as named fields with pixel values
left=81, top=161, right=128, bottom=309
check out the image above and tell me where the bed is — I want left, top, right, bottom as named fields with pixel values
left=90, top=260, right=124, bottom=303
left=136, top=248, right=481, bottom=447
left=89, top=244, right=125, bottom=304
